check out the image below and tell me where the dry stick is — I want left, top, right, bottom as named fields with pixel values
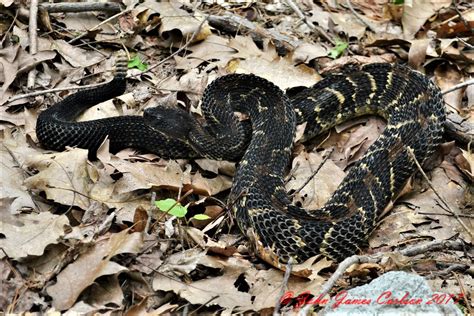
left=274, top=258, right=294, bottom=316
left=345, top=0, right=377, bottom=33
left=7, top=79, right=114, bottom=103
left=451, top=0, right=471, bottom=32
left=40, top=1, right=121, bottom=13
left=0, top=9, right=18, bottom=45
left=283, top=0, right=336, bottom=46
left=207, top=13, right=301, bottom=53
left=407, top=148, right=473, bottom=238
left=319, top=239, right=464, bottom=298
left=453, top=272, right=473, bottom=316
left=441, top=78, right=474, bottom=95
left=27, top=0, right=39, bottom=89
left=68, top=8, right=131, bottom=44
left=292, top=148, right=334, bottom=196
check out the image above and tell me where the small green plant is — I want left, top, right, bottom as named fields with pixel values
left=155, top=198, right=211, bottom=221
left=328, top=39, right=348, bottom=59
left=128, top=55, right=148, bottom=71
left=392, top=0, right=404, bottom=4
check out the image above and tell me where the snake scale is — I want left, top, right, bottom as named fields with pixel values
left=36, top=58, right=445, bottom=267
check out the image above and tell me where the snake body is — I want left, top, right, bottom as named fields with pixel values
left=36, top=61, right=445, bottom=266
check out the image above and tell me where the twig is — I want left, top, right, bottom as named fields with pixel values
left=319, top=239, right=465, bottom=298
left=441, top=78, right=474, bottom=95
left=407, top=148, right=472, bottom=238
left=292, top=148, right=334, bottom=196
left=453, top=272, right=473, bottom=315
left=274, top=258, right=294, bottom=316
left=451, top=0, right=471, bottom=32
left=429, top=263, right=469, bottom=277
left=27, top=0, right=39, bottom=89
left=283, top=0, right=336, bottom=45
left=39, top=2, right=121, bottom=13
left=68, top=8, right=131, bottom=44
left=345, top=0, right=377, bottom=33
left=208, top=13, right=301, bottom=54
left=0, top=9, right=18, bottom=45
left=6, top=78, right=114, bottom=104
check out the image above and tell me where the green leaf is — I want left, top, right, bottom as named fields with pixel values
left=328, top=40, right=348, bottom=59
left=192, top=214, right=211, bottom=220
left=155, top=198, right=187, bottom=218
left=392, top=0, right=404, bottom=4
left=128, top=55, right=148, bottom=71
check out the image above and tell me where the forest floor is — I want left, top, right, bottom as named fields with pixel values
left=0, top=0, right=472, bottom=314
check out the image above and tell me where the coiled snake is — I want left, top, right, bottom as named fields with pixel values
left=36, top=59, right=445, bottom=267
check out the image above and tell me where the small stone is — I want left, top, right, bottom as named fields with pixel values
left=322, top=271, right=462, bottom=315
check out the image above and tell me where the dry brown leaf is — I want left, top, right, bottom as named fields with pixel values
left=46, top=230, right=143, bottom=310
left=66, top=275, right=124, bottom=313
left=0, top=45, right=56, bottom=105
left=194, top=158, right=235, bottom=176
left=330, top=12, right=367, bottom=39
left=286, top=151, right=345, bottom=210
left=107, top=158, right=190, bottom=194
left=247, top=265, right=327, bottom=311
left=402, top=0, right=451, bottom=39
left=174, top=34, right=236, bottom=70
left=153, top=265, right=253, bottom=311
left=23, top=148, right=92, bottom=210
left=0, top=212, right=69, bottom=259
left=293, top=43, right=328, bottom=64
left=408, top=39, right=431, bottom=69
left=341, top=117, right=386, bottom=167
left=157, top=248, right=207, bottom=277
left=137, top=1, right=210, bottom=43
left=227, top=36, right=321, bottom=90
left=189, top=171, right=232, bottom=196
left=1, top=130, right=38, bottom=213
left=54, top=40, right=104, bottom=68
left=372, top=166, right=471, bottom=250
left=455, top=149, right=473, bottom=181
left=184, top=226, right=237, bottom=257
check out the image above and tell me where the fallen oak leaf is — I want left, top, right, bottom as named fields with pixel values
left=46, top=230, right=143, bottom=310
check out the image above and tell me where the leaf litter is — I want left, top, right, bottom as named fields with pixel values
left=0, top=0, right=472, bottom=314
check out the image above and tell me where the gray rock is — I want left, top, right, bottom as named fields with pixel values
left=321, top=271, right=462, bottom=316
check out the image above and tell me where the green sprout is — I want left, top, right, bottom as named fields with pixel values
left=328, top=39, right=348, bottom=59
left=128, top=55, right=148, bottom=71
left=155, top=198, right=211, bottom=221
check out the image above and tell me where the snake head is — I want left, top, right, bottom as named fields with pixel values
left=143, top=106, right=195, bottom=140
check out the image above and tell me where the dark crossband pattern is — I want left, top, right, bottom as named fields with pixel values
left=37, top=62, right=445, bottom=267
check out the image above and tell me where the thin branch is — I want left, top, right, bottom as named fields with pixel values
left=39, top=2, right=121, bottom=13
left=283, top=0, right=336, bottom=45
left=407, top=148, right=472, bottom=238
left=6, top=77, right=114, bottom=104
left=451, top=0, right=471, bottom=32
left=27, top=0, right=39, bottom=89
left=208, top=13, right=301, bottom=54
left=319, top=239, right=465, bottom=298
left=274, top=259, right=294, bottom=315
left=442, top=78, right=474, bottom=95
left=292, top=148, right=334, bottom=196
left=68, top=8, right=131, bottom=44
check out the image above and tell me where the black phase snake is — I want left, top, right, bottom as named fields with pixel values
left=36, top=60, right=446, bottom=267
